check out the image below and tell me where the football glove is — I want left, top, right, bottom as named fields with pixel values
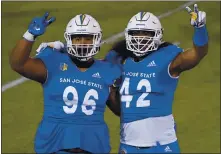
left=23, top=12, right=56, bottom=41
left=186, top=4, right=206, bottom=28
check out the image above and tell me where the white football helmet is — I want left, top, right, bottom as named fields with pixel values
left=125, top=12, right=163, bottom=56
left=64, top=14, right=102, bottom=61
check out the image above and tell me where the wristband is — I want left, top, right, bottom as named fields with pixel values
left=193, top=25, right=208, bottom=46
left=23, top=30, right=36, bottom=42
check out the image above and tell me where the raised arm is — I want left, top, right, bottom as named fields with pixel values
left=169, top=4, right=209, bottom=77
left=9, top=12, right=56, bottom=84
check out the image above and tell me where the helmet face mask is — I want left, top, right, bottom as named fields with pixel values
left=125, top=12, right=164, bottom=57
left=64, top=14, right=102, bottom=61
left=64, top=33, right=101, bottom=61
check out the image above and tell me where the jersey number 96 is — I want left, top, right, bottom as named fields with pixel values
left=63, top=86, right=98, bottom=115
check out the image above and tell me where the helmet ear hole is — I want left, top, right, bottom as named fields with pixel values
left=64, top=32, right=68, bottom=40
left=161, top=29, right=164, bottom=35
left=97, top=47, right=100, bottom=52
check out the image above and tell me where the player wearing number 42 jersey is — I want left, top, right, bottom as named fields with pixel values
left=105, top=4, right=208, bottom=153
left=9, top=13, right=121, bottom=153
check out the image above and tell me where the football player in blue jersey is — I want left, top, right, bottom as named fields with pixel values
left=105, top=4, right=208, bottom=154
left=34, top=4, right=208, bottom=153
left=9, top=12, right=121, bottom=154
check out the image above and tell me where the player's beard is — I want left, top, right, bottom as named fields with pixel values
left=69, top=55, right=94, bottom=68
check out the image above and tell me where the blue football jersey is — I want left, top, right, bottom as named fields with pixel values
left=106, top=45, right=183, bottom=123
left=34, top=47, right=122, bottom=153
left=105, top=50, right=122, bottom=65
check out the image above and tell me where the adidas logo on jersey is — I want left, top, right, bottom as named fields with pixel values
left=164, top=146, right=172, bottom=152
left=92, top=72, right=101, bottom=78
left=147, top=60, right=157, bottom=67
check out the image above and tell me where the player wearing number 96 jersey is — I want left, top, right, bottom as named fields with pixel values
left=9, top=13, right=122, bottom=153
left=105, top=4, right=208, bottom=154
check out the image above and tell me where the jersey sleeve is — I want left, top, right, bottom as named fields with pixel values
left=35, top=47, right=54, bottom=69
left=170, top=44, right=184, bottom=55
left=34, top=47, right=57, bottom=85
left=105, top=50, right=122, bottom=65
left=106, top=64, right=122, bottom=87
left=163, top=44, right=184, bottom=81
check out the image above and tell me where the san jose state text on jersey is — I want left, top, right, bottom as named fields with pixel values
left=35, top=47, right=121, bottom=124
left=33, top=47, right=121, bottom=153
left=119, top=45, right=183, bottom=123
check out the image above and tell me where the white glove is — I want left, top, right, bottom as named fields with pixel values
left=186, top=4, right=206, bottom=28
left=36, top=41, right=65, bottom=53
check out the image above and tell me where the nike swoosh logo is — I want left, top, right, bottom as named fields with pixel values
left=35, top=28, right=40, bottom=31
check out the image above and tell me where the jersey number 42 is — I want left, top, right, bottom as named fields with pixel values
left=120, top=77, right=151, bottom=108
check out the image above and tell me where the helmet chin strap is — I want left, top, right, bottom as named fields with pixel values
left=76, top=57, right=92, bottom=62
left=133, top=52, right=146, bottom=57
